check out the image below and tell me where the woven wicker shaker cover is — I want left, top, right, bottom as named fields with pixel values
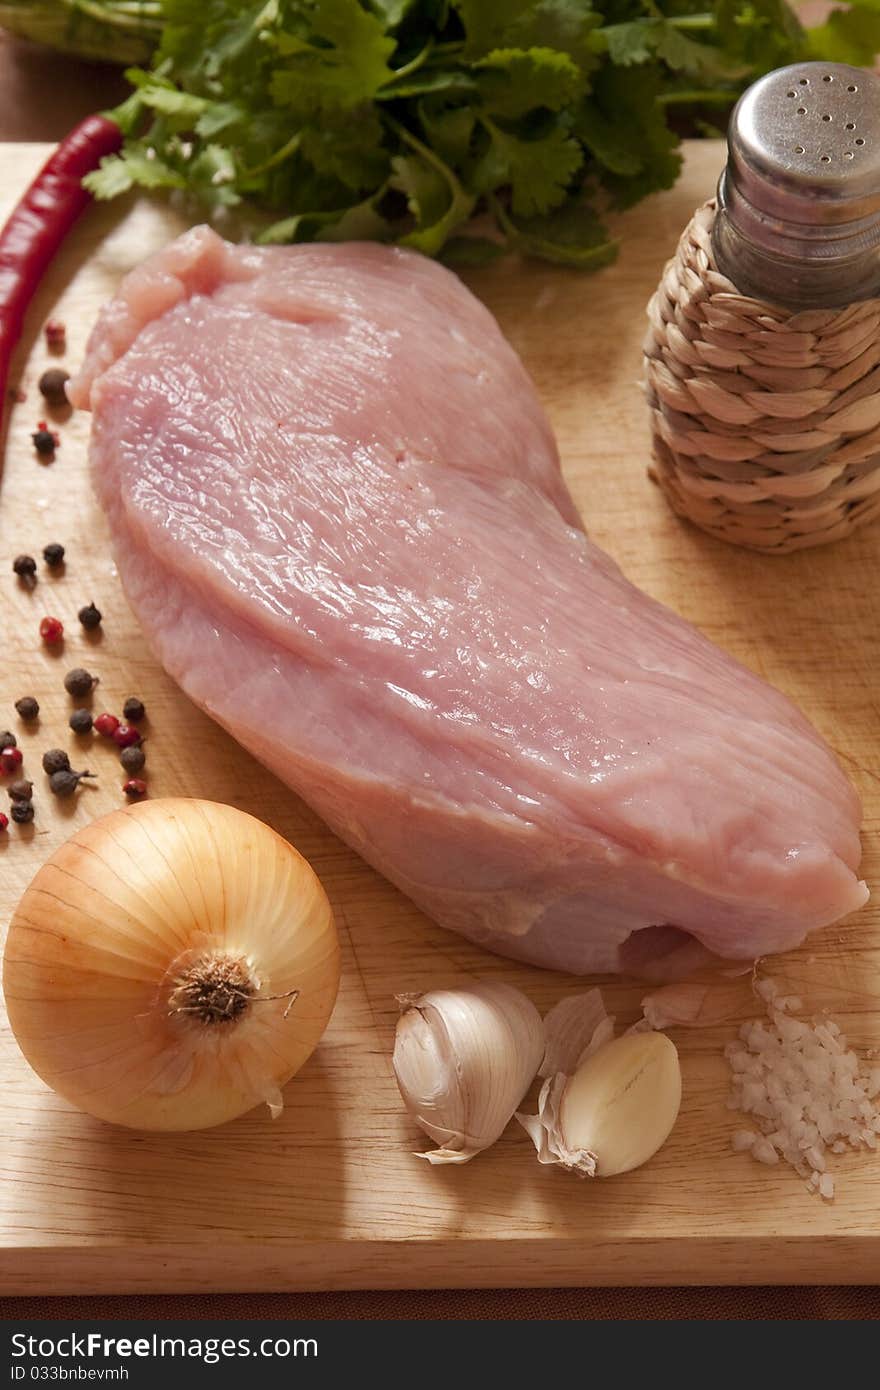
left=643, top=200, right=880, bottom=553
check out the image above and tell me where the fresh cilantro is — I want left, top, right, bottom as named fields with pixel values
left=86, top=0, right=878, bottom=267
left=389, top=122, right=476, bottom=251
left=806, top=2, right=880, bottom=68
left=599, top=18, right=745, bottom=78
left=482, top=120, right=584, bottom=217
left=491, top=194, right=619, bottom=268
left=476, top=48, right=586, bottom=119
left=271, top=0, right=396, bottom=112
left=299, top=110, right=390, bottom=190
left=84, top=148, right=186, bottom=199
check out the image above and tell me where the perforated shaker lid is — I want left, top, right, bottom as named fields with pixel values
left=713, top=62, right=880, bottom=305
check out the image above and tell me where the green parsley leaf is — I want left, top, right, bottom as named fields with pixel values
left=453, top=0, right=535, bottom=57
left=476, top=47, right=585, bottom=119
left=418, top=102, right=477, bottom=165
left=600, top=20, right=656, bottom=67
left=483, top=120, right=584, bottom=217
left=259, top=191, right=393, bottom=245
left=714, top=0, right=807, bottom=74
left=134, top=82, right=209, bottom=122
left=491, top=195, right=618, bottom=268
left=300, top=109, right=390, bottom=190
left=272, top=0, right=395, bottom=112
left=806, top=6, right=880, bottom=68
left=194, top=101, right=246, bottom=138
left=368, top=0, right=420, bottom=25
left=600, top=18, right=745, bottom=79
left=84, top=149, right=186, bottom=199
left=586, top=61, right=682, bottom=207
left=391, top=144, right=476, bottom=253
left=503, top=0, right=603, bottom=71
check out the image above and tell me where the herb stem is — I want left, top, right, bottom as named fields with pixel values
left=667, top=14, right=715, bottom=30
left=383, top=113, right=468, bottom=201
left=64, top=0, right=164, bottom=33
left=657, top=88, right=738, bottom=106
left=386, top=38, right=435, bottom=85
left=241, top=131, right=301, bottom=178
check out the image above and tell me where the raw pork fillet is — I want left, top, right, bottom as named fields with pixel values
left=70, top=227, right=867, bottom=977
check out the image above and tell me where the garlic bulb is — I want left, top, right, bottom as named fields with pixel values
left=393, top=981, right=544, bottom=1164
left=3, top=799, right=340, bottom=1131
left=521, top=1031, right=682, bottom=1177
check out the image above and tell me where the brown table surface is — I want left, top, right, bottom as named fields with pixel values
left=1, top=29, right=878, bottom=1323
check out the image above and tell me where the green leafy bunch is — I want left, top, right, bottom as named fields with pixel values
left=83, top=0, right=880, bottom=267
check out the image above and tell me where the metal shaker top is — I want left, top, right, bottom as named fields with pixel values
left=712, top=62, right=880, bottom=308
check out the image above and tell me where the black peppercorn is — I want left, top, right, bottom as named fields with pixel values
left=8, top=779, right=33, bottom=803
left=78, top=601, right=102, bottom=631
left=120, top=744, right=146, bottom=774
left=32, top=428, right=56, bottom=457
left=43, top=543, right=65, bottom=568
left=49, top=767, right=95, bottom=798
left=64, top=667, right=98, bottom=698
left=122, top=697, right=146, bottom=723
left=14, top=696, right=39, bottom=721
left=10, top=801, right=34, bottom=824
left=38, top=369, right=70, bottom=408
left=0, top=731, right=17, bottom=751
left=12, top=554, right=37, bottom=583
left=41, top=748, right=70, bottom=775
left=69, top=708, right=94, bottom=735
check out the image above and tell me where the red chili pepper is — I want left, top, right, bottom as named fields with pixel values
left=0, top=115, right=122, bottom=428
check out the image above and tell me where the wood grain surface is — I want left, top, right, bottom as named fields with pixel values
left=0, top=141, right=878, bottom=1295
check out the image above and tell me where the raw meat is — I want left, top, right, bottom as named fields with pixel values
left=69, top=227, right=867, bottom=977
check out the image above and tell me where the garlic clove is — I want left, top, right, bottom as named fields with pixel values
left=393, top=981, right=544, bottom=1165
left=558, top=1031, right=682, bottom=1177
left=518, top=1029, right=682, bottom=1178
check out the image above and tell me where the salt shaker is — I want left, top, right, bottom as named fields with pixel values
left=644, top=62, right=880, bottom=553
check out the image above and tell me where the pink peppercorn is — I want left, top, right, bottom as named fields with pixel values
left=112, top=723, right=141, bottom=749
left=122, top=778, right=147, bottom=798
left=45, top=320, right=66, bottom=351
left=0, top=747, right=24, bottom=776
left=94, top=712, right=120, bottom=738
left=0, top=811, right=8, bottom=831
left=39, top=615, right=64, bottom=645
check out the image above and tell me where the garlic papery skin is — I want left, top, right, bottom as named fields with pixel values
left=556, top=1032, right=682, bottom=1177
left=3, top=799, right=340, bottom=1131
left=540, top=988, right=614, bottom=1078
left=393, top=981, right=544, bottom=1164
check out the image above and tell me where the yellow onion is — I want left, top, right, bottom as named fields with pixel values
left=3, top=798, right=339, bottom=1131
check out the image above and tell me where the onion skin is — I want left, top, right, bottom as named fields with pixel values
left=3, top=798, right=340, bottom=1131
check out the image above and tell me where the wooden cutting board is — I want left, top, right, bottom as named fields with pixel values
left=1, top=141, right=878, bottom=1295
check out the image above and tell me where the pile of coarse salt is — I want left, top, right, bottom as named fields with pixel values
left=726, top=979, right=880, bottom=1200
